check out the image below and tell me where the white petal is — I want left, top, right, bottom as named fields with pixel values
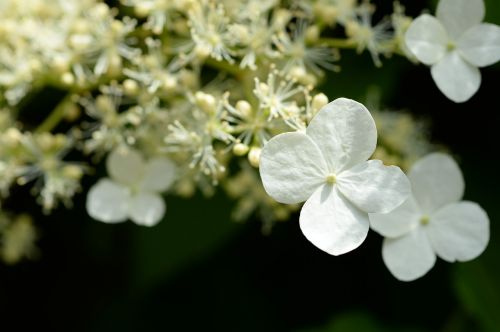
left=337, top=160, right=411, bottom=214
left=409, top=153, right=464, bottom=214
left=86, top=179, right=130, bottom=223
left=299, top=185, right=369, bottom=256
left=260, top=132, right=328, bottom=204
left=382, top=228, right=436, bottom=281
left=458, top=23, right=500, bottom=67
left=404, top=14, right=448, bottom=65
left=106, top=148, right=145, bottom=186
left=431, top=51, right=481, bottom=103
left=436, top=0, right=485, bottom=40
left=370, top=197, right=421, bottom=238
left=129, top=192, right=166, bottom=227
left=427, top=201, right=489, bottom=262
left=306, top=98, right=377, bottom=173
left=140, top=157, right=177, bottom=193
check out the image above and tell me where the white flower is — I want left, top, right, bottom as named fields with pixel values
left=370, top=153, right=490, bottom=281
left=86, top=148, right=177, bottom=226
left=405, top=0, right=500, bottom=103
left=259, top=98, right=410, bottom=255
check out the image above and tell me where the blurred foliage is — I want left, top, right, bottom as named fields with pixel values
left=297, top=312, right=426, bottom=332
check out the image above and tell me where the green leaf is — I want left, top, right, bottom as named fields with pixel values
left=129, top=192, right=242, bottom=291
left=454, top=260, right=500, bottom=332
left=296, top=311, right=426, bottom=332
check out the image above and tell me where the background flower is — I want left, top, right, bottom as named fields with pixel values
left=405, top=0, right=500, bottom=102
left=86, top=148, right=177, bottom=226
left=370, top=153, right=490, bottom=281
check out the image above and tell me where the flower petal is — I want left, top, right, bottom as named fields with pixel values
left=404, top=14, right=448, bottom=65
left=427, top=201, right=489, bottom=262
left=431, top=51, right=481, bottom=103
left=458, top=23, right=500, bottom=67
left=337, top=160, right=411, bottom=214
left=260, top=132, right=328, bottom=204
left=86, top=179, right=130, bottom=223
left=306, top=98, right=377, bottom=173
left=408, top=153, right=464, bottom=214
left=300, top=185, right=369, bottom=256
left=106, top=148, right=145, bottom=186
left=140, top=157, right=177, bottom=193
left=129, top=192, right=166, bottom=227
left=382, top=228, right=436, bottom=281
left=369, top=196, right=421, bottom=238
left=436, top=0, right=485, bottom=41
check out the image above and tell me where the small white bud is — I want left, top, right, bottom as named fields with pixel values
left=123, top=79, right=139, bottom=95
left=195, top=92, right=216, bottom=114
left=233, top=143, right=249, bottom=156
left=235, top=100, right=252, bottom=118
left=305, top=25, right=320, bottom=43
left=312, top=93, right=329, bottom=113
left=61, top=72, right=75, bottom=85
left=248, top=147, right=261, bottom=168
left=162, top=76, right=177, bottom=93
left=135, top=3, right=154, bottom=17
left=194, top=45, right=211, bottom=59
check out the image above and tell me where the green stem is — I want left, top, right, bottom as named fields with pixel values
left=35, top=95, right=70, bottom=133
left=204, top=58, right=243, bottom=77
left=319, top=38, right=357, bottom=49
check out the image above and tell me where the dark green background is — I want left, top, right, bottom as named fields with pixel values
left=1, top=1, right=499, bottom=331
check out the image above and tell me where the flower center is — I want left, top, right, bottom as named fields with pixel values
left=326, top=173, right=336, bottom=184
left=420, top=215, right=430, bottom=225
left=447, top=41, right=456, bottom=51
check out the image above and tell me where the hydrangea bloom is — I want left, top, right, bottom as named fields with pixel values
left=405, top=0, right=500, bottom=103
left=259, top=98, right=410, bottom=255
left=370, top=153, right=490, bottom=281
left=86, top=148, right=177, bottom=226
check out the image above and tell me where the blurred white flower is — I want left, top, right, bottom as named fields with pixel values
left=405, top=0, right=500, bottom=103
left=86, top=148, right=177, bottom=226
left=259, top=98, right=410, bottom=255
left=370, top=153, right=490, bottom=281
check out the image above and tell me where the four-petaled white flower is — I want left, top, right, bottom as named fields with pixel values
left=370, top=153, right=490, bottom=281
left=86, top=148, right=177, bottom=226
left=259, top=98, right=411, bottom=255
left=405, top=0, right=500, bottom=103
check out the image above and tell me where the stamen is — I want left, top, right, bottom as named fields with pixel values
left=420, top=215, right=430, bottom=225
left=326, top=173, right=336, bottom=184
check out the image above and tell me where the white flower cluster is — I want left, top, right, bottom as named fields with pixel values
left=0, top=0, right=494, bottom=279
left=260, top=99, right=489, bottom=280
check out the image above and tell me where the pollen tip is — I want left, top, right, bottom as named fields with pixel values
left=326, top=173, right=336, bottom=184
left=420, top=215, right=430, bottom=225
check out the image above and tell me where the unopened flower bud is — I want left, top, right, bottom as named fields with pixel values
left=233, top=143, right=249, bottom=156
left=123, top=79, right=139, bottom=95
left=195, top=92, right=216, bottom=114
left=248, top=147, right=261, bottom=168
left=61, top=72, right=75, bottom=85
left=312, top=93, right=329, bottom=113
left=62, top=165, right=83, bottom=180
left=235, top=100, right=252, bottom=118
left=305, top=25, right=320, bottom=43
left=135, top=3, right=153, bottom=17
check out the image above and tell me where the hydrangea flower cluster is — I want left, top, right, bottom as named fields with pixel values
left=0, top=0, right=494, bottom=281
